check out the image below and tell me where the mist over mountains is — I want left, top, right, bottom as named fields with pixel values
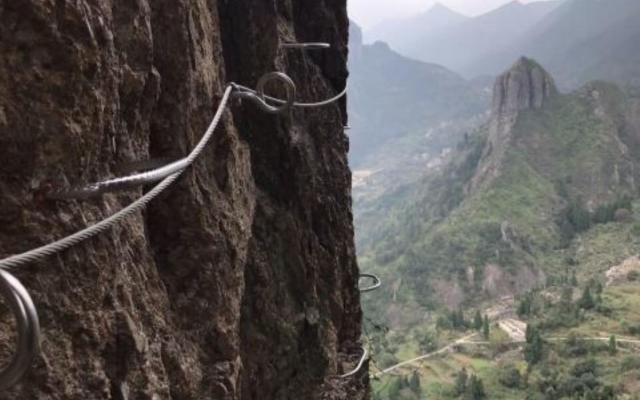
left=347, top=22, right=488, bottom=170
left=365, top=0, right=640, bottom=88
left=350, top=1, right=640, bottom=398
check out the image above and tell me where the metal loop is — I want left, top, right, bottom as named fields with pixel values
left=359, top=274, right=381, bottom=293
left=0, top=270, right=40, bottom=390
left=232, top=72, right=296, bottom=115
left=340, top=347, right=369, bottom=378
left=281, top=42, right=330, bottom=50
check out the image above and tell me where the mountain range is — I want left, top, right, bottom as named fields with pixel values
left=357, top=57, right=640, bottom=320
left=347, top=21, right=489, bottom=172
left=366, top=0, right=640, bottom=88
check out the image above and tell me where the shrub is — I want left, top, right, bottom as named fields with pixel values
left=627, top=270, right=640, bottom=281
left=498, top=364, right=522, bottom=389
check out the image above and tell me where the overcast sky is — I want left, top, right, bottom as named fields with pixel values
left=349, top=0, right=556, bottom=29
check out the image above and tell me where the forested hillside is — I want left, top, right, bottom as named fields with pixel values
left=363, top=58, right=640, bottom=400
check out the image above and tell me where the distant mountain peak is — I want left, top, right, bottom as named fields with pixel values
left=427, top=1, right=464, bottom=16
left=502, top=0, right=524, bottom=8
left=471, top=57, right=556, bottom=189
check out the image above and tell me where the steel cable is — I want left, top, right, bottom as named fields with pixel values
left=0, top=85, right=233, bottom=270
left=233, top=83, right=347, bottom=108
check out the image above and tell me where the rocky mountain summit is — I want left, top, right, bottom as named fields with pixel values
left=473, top=57, right=557, bottom=188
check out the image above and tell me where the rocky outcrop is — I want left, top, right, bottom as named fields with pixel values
left=0, top=2, right=365, bottom=399
left=491, top=56, right=556, bottom=118
left=472, top=57, right=556, bottom=188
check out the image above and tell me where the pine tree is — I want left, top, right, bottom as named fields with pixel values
left=579, top=286, right=595, bottom=310
left=474, top=310, right=483, bottom=331
left=454, top=368, right=468, bottom=395
left=457, top=308, right=466, bottom=329
left=482, top=315, right=490, bottom=339
left=465, top=375, right=486, bottom=400
left=524, top=326, right=543, bottom=366
left=595, top=281, right=604, bottom=295
left=570, top=271, right=578, bottom=287
left=609, top=335, right=617, bottom=355
left=409, top=371, right=421, bottom=394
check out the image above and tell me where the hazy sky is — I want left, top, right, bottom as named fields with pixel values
left=349, top=0, right=556, bottom=29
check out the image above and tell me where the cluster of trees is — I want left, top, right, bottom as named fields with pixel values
left=417, top=330, right=438, bottom=354
left=536, top=359, right=616, bottom=400
left=524, top=325, right=544, bottom=366
left=518, top=279, right=609, bottom=331
left=437, top=309, right=489, bottom=338
left=560, top=333, right=617, bottom=358
left=578, top=281, right=602, bottom=311
left=453, top=368, right=486, bottom=400
left=437, top=308, right=467, bottom=331
left=558, top=195, right=633, bottom=242
left=386, top=371, right=422, bottom=400
left=546, top=267, right=579, bottom=287
left=498, top=364, right=522, bottom=389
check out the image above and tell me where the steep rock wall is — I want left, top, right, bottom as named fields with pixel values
left=0, top=1, right=365, bottom=399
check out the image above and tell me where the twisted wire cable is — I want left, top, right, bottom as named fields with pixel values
left=52, top=158, right=190, bottom=199
left=0, top=85, right=233, bottom=270
left=233, top=83, right=347, bottom=108
left=61, top=72, right=299, bottom=199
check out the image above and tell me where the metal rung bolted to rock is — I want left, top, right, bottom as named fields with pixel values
left=281, top=42, right=330, bottom=50
left=0, top=270, right=40, bottom=391
left=359, top=273, right=381, bottom=293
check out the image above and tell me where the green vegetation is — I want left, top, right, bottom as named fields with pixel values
left=361, top=65, right=640, bottom=399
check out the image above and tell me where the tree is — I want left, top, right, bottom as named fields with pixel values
left=594, top=281, right=603, bottom=295
left=454, top=368, right=468, bottom=396
left=409, top=371, right=421, bottom=394
left=498, top=364, right=521, bottom=389
left=474, top=310, right=483, bottom=331
left=579, top=286, right=595, bottom=310
left=524, top=325, right=543, bottom=366
left=609, top=335, right=617, bottom=355
left=465, top=375, right=486, bottom=400
left=482, top=315, right=490, bottom=339
left=388, top=377, right=402, bottom=399
left=570, top=271, right=578, bottom=287
left=560, top=286, right=574, bottom=314
left=457, top=308, right=467, bottom=329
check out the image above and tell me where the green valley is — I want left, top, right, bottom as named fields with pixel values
left=357, top=58, right=640, bottom=399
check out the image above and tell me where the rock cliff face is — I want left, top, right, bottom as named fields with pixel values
left=472, top=57, right=556, bottom=188
left=0, top=2, right=365, bottom=399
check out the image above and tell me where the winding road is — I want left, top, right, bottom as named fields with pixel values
left=374, top=323, right=640, bottom=377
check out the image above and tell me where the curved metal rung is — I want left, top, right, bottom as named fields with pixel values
left=359, top=273, right=381, bottom=293
left=232, top=72, right=296, bottom=115
left=0, top=269, right=40, bottom=390
left=50, top=158, right=190, bottom=199
left=340, top=347, right=369, bottom=378
left=281, top=42, right=330, bottom=50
